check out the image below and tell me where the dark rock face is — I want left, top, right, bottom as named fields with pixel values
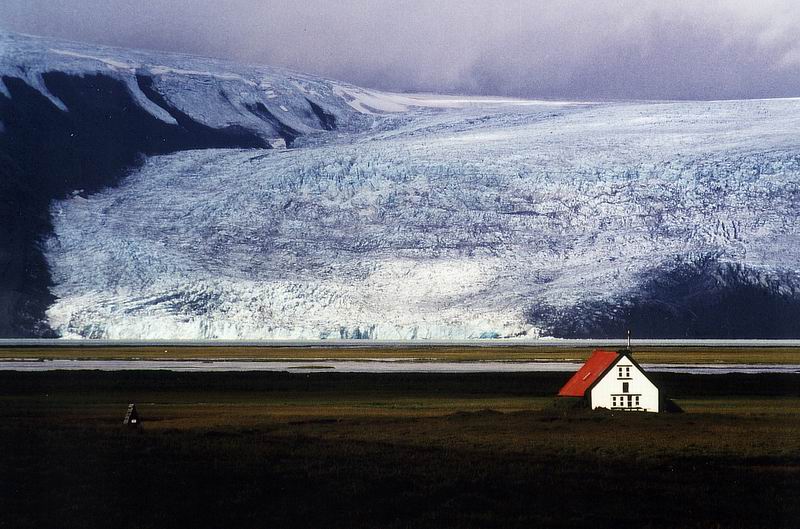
left=0, top=72, right=269, bottom=337
left=245, top=102, right=301, bottom=146
left=527, top=255, right=800, bottom=339
left=305, top=98, right=337, bottom=131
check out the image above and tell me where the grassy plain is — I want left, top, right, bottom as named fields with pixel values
left=2, top=371, right=799, bottom=528
left=3, top=344, right=800, bottom=363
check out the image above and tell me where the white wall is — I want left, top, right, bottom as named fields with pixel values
left=590, top=357, right=659, bottom=412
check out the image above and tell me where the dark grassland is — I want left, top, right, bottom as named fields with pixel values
left=4, top=344, right=800, bottom=363
left=2, top=371, right=799, bottom=529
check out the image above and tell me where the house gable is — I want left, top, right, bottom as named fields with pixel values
left=588, top=352, right=660, bottom=412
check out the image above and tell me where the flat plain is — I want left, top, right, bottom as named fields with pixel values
left=3, top=344, right=800, bottom=363
left=2, top=369, right=799, bottom=529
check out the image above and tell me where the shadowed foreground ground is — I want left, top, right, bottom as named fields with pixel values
left=1, top=371, right=799, bottom=528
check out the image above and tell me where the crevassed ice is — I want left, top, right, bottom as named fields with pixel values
left=44, top=93, right=800, bottom=339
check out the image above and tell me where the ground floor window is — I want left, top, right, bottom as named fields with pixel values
left=610, top=394, right=642, bottom=409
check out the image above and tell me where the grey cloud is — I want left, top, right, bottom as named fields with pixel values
left=2, top=0, right=799, bottom=99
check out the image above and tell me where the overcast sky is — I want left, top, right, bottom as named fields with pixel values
left=2, top=1, right=800, bottom=100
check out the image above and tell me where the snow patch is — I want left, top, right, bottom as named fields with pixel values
left=331, top=83, right=587, bottom=114
left=49, top=49, right=135, bottom=71
left=122, top=76, right=178, bottom=125
left=22, top=71, right=68, bottom=111
left=148, top=65, right=259, bottom=86
left=268, top=137, right=287, bottom=149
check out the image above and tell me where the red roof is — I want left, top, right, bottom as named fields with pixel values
left=557, top=349, right=620, bottom=397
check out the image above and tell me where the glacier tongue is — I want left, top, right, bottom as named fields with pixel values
left=43, top=96, right=800, bottom=339
left=6, top=31, right=799, bottom=339
left=4, top=30, right=567, bottom=338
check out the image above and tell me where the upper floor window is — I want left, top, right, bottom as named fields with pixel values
left=618, top=366, right=631, bottom=378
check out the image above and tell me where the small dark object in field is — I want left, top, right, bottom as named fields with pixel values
left=123, top=403, right=141, bottom=428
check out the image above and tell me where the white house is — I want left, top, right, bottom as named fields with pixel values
left=557, top=349, right=661, bottom=412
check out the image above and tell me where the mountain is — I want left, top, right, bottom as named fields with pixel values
left=2, top=31, right=800, bottom=339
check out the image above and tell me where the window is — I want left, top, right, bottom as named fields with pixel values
left=625, top=366, right=630, bottom=378
left=612, top=396, right=617, bottom=406
left=627, top=395, right=633, bottom=406
left=635, top=395, right=640, bottom=406
left=622, top=382, right=629, bottom=393
left=618, top=366, right=631, bottom=379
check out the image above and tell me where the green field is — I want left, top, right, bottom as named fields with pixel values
left=2, top=371, right=799, bottom=528
left=3, top=344, right=800, bottom=363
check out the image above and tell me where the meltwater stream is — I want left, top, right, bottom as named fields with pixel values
left=1, top=360, right=799, bottom=374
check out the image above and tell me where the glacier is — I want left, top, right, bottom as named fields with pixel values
left=2, top=31, right=800, bottom=339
